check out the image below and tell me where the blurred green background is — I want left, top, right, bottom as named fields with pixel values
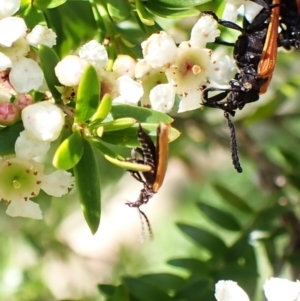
left=3, top=0, right=300, bottom=300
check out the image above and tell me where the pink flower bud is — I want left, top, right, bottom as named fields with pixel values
left=14, top=94, right=34, bottom=110
left=0, top=102, right=20, bottom=125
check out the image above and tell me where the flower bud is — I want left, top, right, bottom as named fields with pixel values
left=14, top=94, right=34, bottom=110
left=26, top=25, right=57, bottom=48
left=113, top=55, right=136, bottom=78
left=55, top=55, right=89, bottom=87
left=142, top=31, right=178, bottom=70
left=22, top=101, right=65, bottom=142
left=0, top=102, right=20, bottom=125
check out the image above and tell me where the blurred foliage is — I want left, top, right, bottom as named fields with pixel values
left=3, top=0, right=300, bottom=300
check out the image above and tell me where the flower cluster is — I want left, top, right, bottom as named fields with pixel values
left=54, top=16, right=237, bottom=114
left=0, top=1, right=74, bottom=219
left=215, top=278, right=300, bottom=301
left=1, top=101, right=75, bottom=219
left=0, top=0, right=56, bottom=126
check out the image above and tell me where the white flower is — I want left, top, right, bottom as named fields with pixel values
left=149, top=83, right=175, bottom=113
left=0, top=156, right=44, bottom=219
left=215, top=280, right=250, bottom=301
left=0, top=17, right=27, bottom=47
left=141, top=31, right=178, bottom=70
left=208, top=54, right=237, bottom=85
left=40, top=170, right=74, bottom=197
left=166, top=42, right=211, bottom=94
left=15, top=130, right=50, bottom=160
left=55, top=55, right=89, bottom=86
left=79, top=40, right=108, bottom=70
left=263, top=278, right=300, bottom=301
left=9, top=57, right=44, bottom=93
left=0, top=156, right=75, bottom=219
left=113, top=75, right=143, bottom=105
left=0, top=0, right=20, bottom=20
left=113, top=55, right=136, bottom=78
left=26, top=25, right=57, bottom=48
left=178, top=89, right=202, bottom=113
left=190, top=15, right=220, bottom=48
left=22, top=102, right=65, bottom=142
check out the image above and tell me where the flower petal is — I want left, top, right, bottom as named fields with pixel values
left=215, top=280, right=250, bottom=301
left=264, top=278, right=300, bottom=301
left=6, top=199, right=43, bottom=219
left=41, top=170, right=74, bottom=197
left=15, top=130, right=50, bottom=159
left=10, top=57, right=44, bottom=93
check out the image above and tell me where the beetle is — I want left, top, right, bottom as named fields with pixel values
left=126, top=123, right=170, bottom=236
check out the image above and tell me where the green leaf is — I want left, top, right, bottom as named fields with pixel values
left=90, top=94, right=112, bottom=124
left=52, top=130, right=83, bottom=170
left=177, top=223, right=227, bottom=256
left=123, top=277, right=172, bottom=301
left=167, top=258, right=209, bottom=274
left=34, top=0, right=67, bottom=9
left=197, top=202, right=241, bottom=231
left=146, top=2, right=199, bottom=18
left=213, top=184, right=254, bottom=214
left=75, top=65, right=100, bottom=122
left=98, top=284, right=117, bottom=298
left=175, top=279, right=213, bottom=301
left=74, top=139, right=101, bottom=234
left=138, top=273, right=185, bottom=292
left=135, top=0, right=155, bottom=25
left=39, top=45, right=61, bottom=100
left=107, top=0, right=131, bottom=22
left=113, top=284, right=129, bottom=301
left=91, top=138, right=152, bottom=172
left=151, top=0, right=210, bottom=8
left=0, top=122, right=24, bottom=156
left=95, top=118, right=137, bottom=134
left=101, top=123, right=180, bottom=147
left=111, top=105, right=173, bottom=123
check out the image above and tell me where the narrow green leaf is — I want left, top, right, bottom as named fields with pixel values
left=113, top=284, right=129, bottom=301
left=175, top=279, right=213, bottom=301
left=146, top=2, right=199, bottom=18
left=135, top=0, right=155, bottom=25
left=138, top=273, right=185, bottom=292
left=74, top=139, right=101, bottom=234
left=101, top=123, right=180, bottom=147
left=177, top=223, right=227, bottom=256
left=39, top=45, right=61, bottom=100
left=90, top=94, right=112, bottom=123
left=107, top=0, right=131, bottom=22
left=167, top=258, right=209, bottom=274
left=75, top=65, right=100, bottom=122
left=52, top=130, right=83, bottom=170
left=154, top=0, right=209, bottom=7
left=98, top=284, right=117, bottom=297
left=0, top=121, right=24, bottom=156
left=95, top=118, right=137, bottom=134
left=91, top=138, right=152, bottom=172
left=123, top=277, right=172, bottom=301
left=213, top=184, right=254, bottom=214
left=111, top=105, right=173, bottom=123
left=197, top=202, right=241, bottom=231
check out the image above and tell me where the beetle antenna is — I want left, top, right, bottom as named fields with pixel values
left=224, top=112, right=243, bottom=173
left=137, top=208, right=153, bottom=241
